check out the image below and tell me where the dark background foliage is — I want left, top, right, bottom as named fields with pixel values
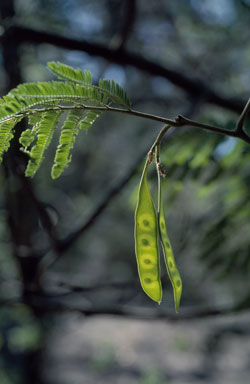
left=1, top=1, right=250, bottom=383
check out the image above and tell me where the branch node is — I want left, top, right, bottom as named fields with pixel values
left=174, top=115, right=186, bottom=126
left=147, top=150, right=154, bottom=164
left=157, top=162, right=166, bottom=177
left=236, top=98, right=250, bottom=135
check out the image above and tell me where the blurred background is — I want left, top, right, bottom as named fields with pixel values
left=1, top=0, right=250, bottom=383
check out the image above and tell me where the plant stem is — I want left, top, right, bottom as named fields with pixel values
left=156, top=145, right=161, bottom=214
left=145, top=124, right=170, bottom=164
left=2, top=101, right=250, bottom=145
left=236, top=97, right=250, bottom=134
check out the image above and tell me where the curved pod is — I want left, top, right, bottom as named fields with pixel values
left=158, top=180, right=182, bottom=312
left=135, top=160, right=162, bottom=303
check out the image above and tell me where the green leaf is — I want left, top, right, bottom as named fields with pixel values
left=0, top=94, right=58, bottom=127
left=0, top=119, right=20, bottom=163
left=0, top=61, right=131, bottom=175
left=98, top=78, right=131, bottom=108
left=79, top=110, right=102, bottom=131
left=48, top=61, right=131, bottom=108
left=19, top=128, right=37, bottom=148
left=25, top=111, right=61, bottom=177
left=28, top=112, right=43, bottom=126
left=48, top=61, right=92, bottom=85
left=51, top=109, right=83, bottom=179
left=9, top=81, right=103, bottom=105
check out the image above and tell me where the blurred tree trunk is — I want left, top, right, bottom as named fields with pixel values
left=1, top=1, right=46, bottom=383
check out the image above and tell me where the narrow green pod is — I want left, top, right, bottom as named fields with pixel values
left=135, top=160, right=162, bottom=303
left=157, top=169, right=182, bottom=312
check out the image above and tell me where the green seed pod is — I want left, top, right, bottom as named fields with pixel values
left=135, top=160, right=162, bottom=303
left=157, top=162, right=182, bottom=312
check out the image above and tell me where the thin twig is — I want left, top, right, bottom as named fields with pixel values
left=236, top=97, right=250, bottom=134
left=149, top=125, right=171, bottom=155
left=2, top=102, right=250, bottom=144
left=175, top=114, right=250, bottom=144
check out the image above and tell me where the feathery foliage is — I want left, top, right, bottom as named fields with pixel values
left=25, top=111, right=62, bottom=177
left=79, top=110, right=102, bottom=130
left=48, top=61, right=131, bottom=108
left=52, top=109, right=83, bottom=179
left=98, top=78, right=131, bottom=108
left=48, top=61, right=92, bottom=86
left=0, top=61, right=131, bottom=177
left=9, top=81, right=104, bottom=106
left=0, top=118, right=21, bottom=162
